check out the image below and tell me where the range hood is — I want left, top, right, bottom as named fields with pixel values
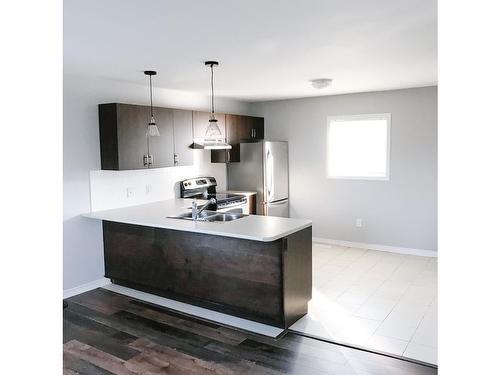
left=192, top=138, right=232, bottom=150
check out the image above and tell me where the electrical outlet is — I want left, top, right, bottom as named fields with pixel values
left=146, top=184, right=152, bottom=195
left=126, top=187, right=136, bottom=198
left=355, top=218, right=363, bottom=228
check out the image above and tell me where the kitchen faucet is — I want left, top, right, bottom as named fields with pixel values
left=191, top=198, right=216, bottom=220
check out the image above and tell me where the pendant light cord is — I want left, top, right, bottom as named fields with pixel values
left=149, top=74, right=154, bottom=118
left=210, top=64, right=215, bottom=114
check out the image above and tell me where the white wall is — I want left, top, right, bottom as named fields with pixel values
left=63, top=74, right=251, bottom=290
left=250, top=86, right=437, bottom=251
left=89, top=150, right=226, bottom=212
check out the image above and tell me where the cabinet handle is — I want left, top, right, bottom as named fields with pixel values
left=227, top=150, right=231, bottom=163
left=143, top=154, right=153, bottom=167
left=251, top=128, right=255, bottom=138
left=174, top=153, right=179, bottom=166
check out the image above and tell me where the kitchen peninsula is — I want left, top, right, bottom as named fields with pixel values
left=83, top=199, right=312, bottom=329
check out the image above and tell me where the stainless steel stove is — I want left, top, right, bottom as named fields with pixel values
left=180, top=177, right=248, bottom=213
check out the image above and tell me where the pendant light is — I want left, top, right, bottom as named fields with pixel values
left=191, top=61, right=231, bottom=149
left=143, top=70, right=160, bottom=168
left=204, top=61, right=223, bottom=137
left=145, top=70, right=160, bottom=137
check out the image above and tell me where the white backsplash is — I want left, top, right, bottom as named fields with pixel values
left=89, top=149, right=226, bottom=211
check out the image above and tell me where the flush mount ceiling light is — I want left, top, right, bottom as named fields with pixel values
left=310, top=78, right=333, bottom=90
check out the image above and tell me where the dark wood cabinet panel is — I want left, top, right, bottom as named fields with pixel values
left=211, top=114, right=241, bottom=163
left=99, top=104, right=262, bottom=168
left=240, top=115, right=264, bottom=141
left=148, top=107, right=175, bottom=168
left=248, top=193, right=257, bottom=214
left=282, top=226, right=312, bottom=327
left=248, top=116, right=264, bottom=140
left=115, top=103, right=150, bottom=170
left=172, top=109, right=194, bottom=166
left=99, top=103, right=192, bottom=170
left=211, top=114, right=265, bottom=163
left=102, top=221, right=312, bottom=328
left=98, top=104, right=119, bottom=170
left=103, top=222, right=167, bottom=289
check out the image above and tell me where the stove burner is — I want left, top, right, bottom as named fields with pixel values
left=207, top=193, right=244, bottom=203
left=180, top=177, right=247, bottom=209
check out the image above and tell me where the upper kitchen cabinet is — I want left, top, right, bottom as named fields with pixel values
left=98, top=103, right=192, bottom=170
left=211, top=114, right=242, bottom=163
left=241, top=115, right=264, bottom=141
left=211, top=114, right=265, bottom=163
left=147, top=106, right=175, bottom=168
left=172, top=109, right=194, bottom=166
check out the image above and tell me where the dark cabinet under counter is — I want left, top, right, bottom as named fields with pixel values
left=102, top=221, right=312, bottom=328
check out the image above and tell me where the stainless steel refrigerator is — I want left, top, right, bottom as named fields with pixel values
left=227, top=141, right=289, bottom=217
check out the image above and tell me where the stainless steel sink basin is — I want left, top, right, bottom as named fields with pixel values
left=168, top=211, right=246, bottom=222
left=206, top=213, right=245, bottom=222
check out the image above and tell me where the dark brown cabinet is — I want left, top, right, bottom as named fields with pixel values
left=103, top=221, right=312, bottom=328
left=173, top=109, right=194, bottom=166
left=98, top=103, right=193, bottom=170
left=211, top=114, right=265, bottom=163
left=99, top=103, right=263, bottom=168
left=241, top=115, right=264, bottom=141
left=211, top=114, right=240, bottom=163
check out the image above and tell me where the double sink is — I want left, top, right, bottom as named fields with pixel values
left=169, top=210, right=246, bottom=222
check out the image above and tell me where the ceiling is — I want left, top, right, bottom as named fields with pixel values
left=64, top=0, right=437, bottom=102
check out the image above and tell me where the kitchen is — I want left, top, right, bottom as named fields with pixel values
left=60, top=1, right=439, bottom=374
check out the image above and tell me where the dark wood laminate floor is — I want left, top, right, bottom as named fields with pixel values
left=63, top=288, right=437, bottom=375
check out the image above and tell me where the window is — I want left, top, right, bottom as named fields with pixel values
left=327, top=114, right=391, bottom=180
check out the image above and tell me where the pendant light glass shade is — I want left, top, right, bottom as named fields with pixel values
left=148, top=117, right=161, bottom=137
left=205, top=115, right=222, bottom=137
left=191, top=61, right=231, bottom=149
left=145, top=71, right=160, bottom=137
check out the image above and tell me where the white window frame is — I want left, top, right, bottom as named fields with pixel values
left=326, top=113, right=391, bottom=181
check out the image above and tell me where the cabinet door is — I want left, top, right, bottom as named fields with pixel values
left=173, top=109, right=194, bottom=166
left=211, top=114, right=241, bottom=163
left=248, top=116, right=264, bottom=140
left=193, top=111, right=226, bottom=139
left=116, top=104, right=149, bottom=170
left=149, top=107, right=175, bottom=168
left=236, top=115, right=265, bottom=141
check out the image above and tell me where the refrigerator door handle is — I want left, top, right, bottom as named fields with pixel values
left=266, top=148, right=274, bottom=202
left=264, top=198, right=289, bottom=218
left=268, top=199, right=288, bottom=205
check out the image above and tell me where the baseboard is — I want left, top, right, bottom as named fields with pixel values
left=103, top=284, right=285, bottom=338
left=312, top=237, right=437, bottom=258
left=63, top=277, right=111, bottom=299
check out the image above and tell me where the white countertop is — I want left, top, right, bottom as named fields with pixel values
left=82, top=199, right=311, bottom=242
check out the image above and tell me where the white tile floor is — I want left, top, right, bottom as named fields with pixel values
left=290, top=243, right=437, bottom=365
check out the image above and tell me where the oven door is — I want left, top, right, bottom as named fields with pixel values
left=217, top=200, right=249, bottom=214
